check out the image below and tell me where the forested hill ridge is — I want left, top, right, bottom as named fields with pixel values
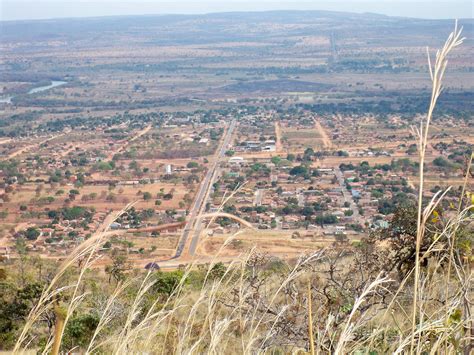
left=1, top=10, right=473, bottom=42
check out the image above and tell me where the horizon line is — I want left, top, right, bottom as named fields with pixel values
left=1, top=8, right=472, bottom=23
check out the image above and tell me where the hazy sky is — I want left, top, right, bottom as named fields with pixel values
left=1, top=0, right=473, bottom=21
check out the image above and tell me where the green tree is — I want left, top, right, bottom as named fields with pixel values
left=152, top=270, right=185, bottom=297
left=271, top=156, right=281, bottom=165
left=0, top=281, right=43, bottom=348
left=24, top=227, right=40, bottom=241
left=289, top=165, right=308, bottom=176
left=105, top=249, right=131, bottom=283
left=371, top=204, right=436, bottom=278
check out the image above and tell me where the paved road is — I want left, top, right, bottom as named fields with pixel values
left=174, top=119, right=237, bottom=257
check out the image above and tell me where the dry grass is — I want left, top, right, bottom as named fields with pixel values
left=411, top=21, right=465, bottom=352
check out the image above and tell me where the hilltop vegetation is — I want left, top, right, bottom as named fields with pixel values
left=1, top=198, right=472, bottom=352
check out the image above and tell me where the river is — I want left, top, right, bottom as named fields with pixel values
left=0, top=80, right=67, bottom=104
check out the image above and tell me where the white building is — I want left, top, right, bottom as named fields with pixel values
left=229, top=156, right=246, bottom=165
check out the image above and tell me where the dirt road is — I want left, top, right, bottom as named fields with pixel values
left=275, top=121, right=283, bottom=152
left=335, top=167, right=360, bottom=221
left=314, top=120, right=332, bottom=148
left=5, top=135, right=63, bottom=160
left=106, top=124, right=152, bottom=160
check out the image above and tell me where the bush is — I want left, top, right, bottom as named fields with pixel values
left=62, top=314, right=100, bottom=350
left=152, top=270, right=186, bottom=297
left=24, top=227, right=40, bottom=241
left=289, top=165, right=308, bottom=176
left=187, top=161, right=199, bottom=169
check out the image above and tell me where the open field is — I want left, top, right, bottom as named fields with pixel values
left=282, top=124, right=326, bottom=149
left=196, top=229, right=343, bottom=258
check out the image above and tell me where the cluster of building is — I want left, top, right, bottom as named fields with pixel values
left=207, top=151, right=423, bottom=239
left=20, top=211, right=106, bottom=255
left=234, top=140, right=276, bottom=152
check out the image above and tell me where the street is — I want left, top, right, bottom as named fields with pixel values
left=174, top=119, right=237, bottom=257
left=334, top=167, right=360, bottom=220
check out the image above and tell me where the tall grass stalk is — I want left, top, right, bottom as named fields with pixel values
left=334, top=274, right=392, bottom=354
left=411, top=21, right=464, bottom=352
left=308, top=280, right=315, bottom=355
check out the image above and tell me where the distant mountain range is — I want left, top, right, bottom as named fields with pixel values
left=1, top=11, right=472, bottom=46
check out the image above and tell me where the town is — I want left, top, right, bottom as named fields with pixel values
left=1, top=105, right=471, bottom=265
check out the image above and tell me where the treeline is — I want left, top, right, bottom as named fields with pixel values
left=37, top=112, right=163, bottom=133
left=297, top=90, right=474, bottom=117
